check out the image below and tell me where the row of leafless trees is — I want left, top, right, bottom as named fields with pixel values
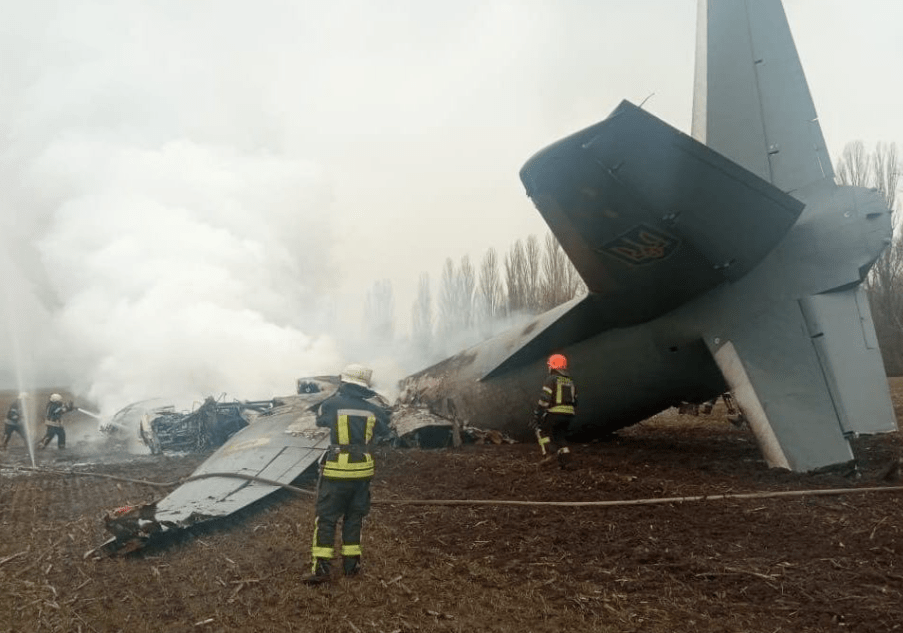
left=405, top=232, right=586, bottom=357
left=836, top=141, right=903, bottom=376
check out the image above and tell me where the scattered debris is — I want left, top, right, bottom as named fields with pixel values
left=98, top=392, right=333, bottom=555
left=101, top=396, right=277, bottom=454
left=95, top=380, right=515, bottom=555
left=390, top=405, right=514, bottom=448
left=678, top=392, right=747, bottom=427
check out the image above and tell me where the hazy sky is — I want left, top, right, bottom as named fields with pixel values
left=1, top=0, right=900, bottom=410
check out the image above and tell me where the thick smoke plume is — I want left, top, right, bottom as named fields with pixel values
left=0, top=3, right=351, bottom=413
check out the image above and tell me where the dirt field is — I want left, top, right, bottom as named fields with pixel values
left=2, top=384, right=903, bottom=632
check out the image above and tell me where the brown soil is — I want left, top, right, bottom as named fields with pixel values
left=2, top=383, right=903, bottom=632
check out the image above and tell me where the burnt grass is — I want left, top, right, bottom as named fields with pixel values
left=2, top=383, right=903, bottom=632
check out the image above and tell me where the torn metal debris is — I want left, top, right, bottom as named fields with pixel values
left=98, top=378, right=514, bottom=556
left=101, top=396, right=278, bottom=455
left=100, top=392, right=334, bottom=555
left=138, top=396, right=276, bottom=455
left=390, top=405, right=514, bottom=448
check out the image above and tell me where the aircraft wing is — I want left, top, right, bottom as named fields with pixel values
left=100, top=396, right=332, bottom=554
left=708, top=286, right=896, bottom=471
left=519, top=100, right=803, bottom=328
left=154, top=408, right=329, bottom=525
left=692, top=0, right=834, bottom=192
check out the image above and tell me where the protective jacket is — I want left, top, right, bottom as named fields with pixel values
left=316, top=382, right=391, bottom=480
left=45, top=401, right=71, bottom=426
left=6, top=402, right=21, bottom=425
left=537, top=370, right=577, bottom=416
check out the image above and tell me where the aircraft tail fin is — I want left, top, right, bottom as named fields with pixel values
left=693, top=0, right=834, bottom=193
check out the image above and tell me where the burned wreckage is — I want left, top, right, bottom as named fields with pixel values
left=103, top=397, right=277, bottom=454
left=99, top=376, right=502, bottom=555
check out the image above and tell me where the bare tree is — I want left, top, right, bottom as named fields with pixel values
left=504, top=239, right=527, bottom=314
left=505, top=232, right=585, bottom=315
left=437, top=258, right=460, bottom=338
left=477, top=247, right=505, bottom=335
left=457, top=255, right=475, bottom=330
left=364, top=279, right=394, bottom=342
left=524, top=234, right=542, bottom=312
left=835, top=141, right=870, bottom=188
left=538, top=232, right=571, bottom=311
left=411, top=272, right=432, bottom=356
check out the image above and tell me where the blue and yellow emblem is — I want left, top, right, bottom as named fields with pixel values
left=602, top=224, right=680, bottom=265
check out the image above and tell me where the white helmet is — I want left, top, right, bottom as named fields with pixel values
left=340, top=364, right=372, bottom=388
left=50, top=393, right=63, bottom=402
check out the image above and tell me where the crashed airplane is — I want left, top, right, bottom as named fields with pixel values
left=97, top=0, right=896, bottom=555
left=399, top=0, right=898, bottom=472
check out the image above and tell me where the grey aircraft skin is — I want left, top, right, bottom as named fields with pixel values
left=399, top=0, right=898, bottom=472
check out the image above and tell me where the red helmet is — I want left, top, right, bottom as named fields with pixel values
left=547, top=354, right=567, bottom=371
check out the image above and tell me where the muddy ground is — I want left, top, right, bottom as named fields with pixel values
left=2, top=384, right=903, bottom=632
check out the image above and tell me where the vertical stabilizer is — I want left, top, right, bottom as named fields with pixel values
left=692, top=0, right=834, bottom=193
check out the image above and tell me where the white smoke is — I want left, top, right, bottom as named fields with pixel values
left=0, top=0, right=706, bottom=413
left=0, top=2, right=352, bottom=412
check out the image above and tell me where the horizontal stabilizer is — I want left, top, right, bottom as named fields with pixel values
left=800, top=286, right=897, bottom=436
left=707, top=299, right=854, bottom=471
left=521, top=101, right=804, bottom=327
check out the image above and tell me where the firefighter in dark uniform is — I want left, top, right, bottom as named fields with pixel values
left=304, top=364, right=391, bottom=584
left=38, top=393, right=74, bottom=449
left=532, top=353, right=577, bottom=469
left=3, top=393, right=28, bottom=449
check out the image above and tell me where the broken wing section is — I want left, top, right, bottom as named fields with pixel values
left=800, top=286, right=897, bottom=436
left=154, top=410, right=329, bottom=525
left=707, top=299, right=855, bottom=472
left=520, top=100, right=803, bottom=327
left=102, top=398, right=331, bottom=554
left=692, top=0, right=834, bottom=192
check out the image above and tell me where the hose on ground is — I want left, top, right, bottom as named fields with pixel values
left=5, top=465, right=903, bottom=508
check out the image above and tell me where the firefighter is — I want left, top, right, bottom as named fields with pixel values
left=532, top=353, right=577, bottom=469
left=304, top=364, right=391, bottom=585
left=37, top=393, right=74, bottom=450
left=2, top=393, right=28, bottom=449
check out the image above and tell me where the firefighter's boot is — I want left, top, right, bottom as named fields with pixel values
left=303, top=558, right=331, bottom=585
left=557, top=447, right=572, bottom=470
left=343, top=556, right=362, bottom=577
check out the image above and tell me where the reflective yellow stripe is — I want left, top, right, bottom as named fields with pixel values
left=312, top=522, right=334, bottom=567
left=323, top=468, right=374, bottom=480
left=365, top=416, right=375, bottom=443
left=548, top=405, right=575, bottom=414
left=337, top=415, right=350, bottom=444
left=323, top=453, right=374, bottom=479
left=341, top=544, right=362, bottom=556
left=536, top=430, right=550, bottom=455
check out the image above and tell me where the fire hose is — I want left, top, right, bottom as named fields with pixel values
left=6, top=466, right=903, bottom=508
